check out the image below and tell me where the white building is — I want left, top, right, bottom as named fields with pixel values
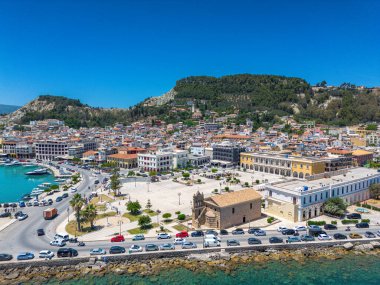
left=264, top=167, right=380, bottom=222
left=138, top=151, right=173, bottom=172
left=35, top=140, right=69, bottom=160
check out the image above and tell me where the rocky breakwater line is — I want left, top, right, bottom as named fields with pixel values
left=1, top=242, right=380, bottom=284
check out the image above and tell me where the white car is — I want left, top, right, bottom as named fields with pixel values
left=318, top=234, right=332, bottom=241
left=173, top=238, right=186, bottom=245
left=50, top=239, right=66, bottom=247
left=18, top=214, right=28, bottom=221
left=294, top=226, right=307, bottom=231
left=129, top=244, right=143, bottom=252
left=70, top=188, right=77, bottom=193
left=277, top=226, right=288, bottom=232
left=39, top=250, right=54, bottom=259
left=90, top=248, right=106, bottom=255
left=157, top=233, right=172, bottom=239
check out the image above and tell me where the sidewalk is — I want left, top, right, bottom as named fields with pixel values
left=0, top=218, right=17, bottom=232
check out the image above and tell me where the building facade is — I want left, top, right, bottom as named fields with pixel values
left=212, top=142, right=245, bottom=165
left=137, top=151, right=173, bottom=172
left=35, top=140, right=69, bottom=160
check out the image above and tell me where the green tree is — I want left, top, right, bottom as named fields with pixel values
left=69, top=193, right=85, bottom=231
left=138, top=215, right=152, bottom=229
left=81, top=204, right=97, bottom=229
left=182, top=172, right=190, bottom=179
left=369, top=184, right=380, bottom=200
left=110, top=168, right=121, bottom=196
left=162, top=213, right=172, bottom=221
left=177, top=213, right=186, bottom=220
left=323, top=198, right=347, bottom=217
left=127, top=170, right=135, bottom=177
left=127, top=201, right=141, bottom=215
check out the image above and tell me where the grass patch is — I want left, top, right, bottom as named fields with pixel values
left=143, top=209, right=158, bottom=217
left=122, top=212, right=141, bottom=222
left=172, top=224, right=188, bottom=232
left=90, top=194, right=114, bottom=205
left=96, top=204, right=107, bottom=211
left=127, top=223, right=159, bottom=235
left=65, top=211, right=117, bottom=236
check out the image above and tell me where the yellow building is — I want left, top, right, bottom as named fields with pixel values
left=350, top=137, right=367, bottom=147
left=291, top=158, right=325, bottom=179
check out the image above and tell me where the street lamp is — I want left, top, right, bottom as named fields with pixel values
left=178, top=192, right=181, bottom=205
left=147, top=182, right=150, bottom=192
left=67, top=208, right=69, bottom=223
left=156, top=209, right=160, bottom=225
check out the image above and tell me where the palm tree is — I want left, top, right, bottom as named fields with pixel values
left=110, top=168, right=121, bottom=196
left=82, top=204, right=98, bottom=229
left=69, top=193, right=85, bottom=231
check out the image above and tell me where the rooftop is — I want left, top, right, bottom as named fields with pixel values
left=208, top=188, right=261, bottom=207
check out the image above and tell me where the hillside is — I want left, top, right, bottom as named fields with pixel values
left=5, top=75, right=380, bottom=128
left=0, top=104, right=20, bottom=115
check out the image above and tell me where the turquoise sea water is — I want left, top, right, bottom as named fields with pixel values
left=45, top=254, right=380, bottom=285
left=0, top=165, right=55, bottom=203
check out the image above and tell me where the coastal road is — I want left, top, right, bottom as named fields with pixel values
left=0, top=164, right=99, bottom=256
left=1, top=222, right=380, bottom=260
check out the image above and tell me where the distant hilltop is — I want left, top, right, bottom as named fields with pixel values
left=0, top=104, right=20, bottom=115
left=3, top=74, right=380, bottom=128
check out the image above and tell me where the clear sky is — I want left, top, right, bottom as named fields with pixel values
left=0, top=0, right=379, bottom=107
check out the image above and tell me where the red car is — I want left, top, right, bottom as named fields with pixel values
left=175, top=231, right=189, bottom=238
left=111, top=235, right=125, bottom=242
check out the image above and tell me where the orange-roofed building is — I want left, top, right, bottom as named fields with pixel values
left=107, top=153, right=138, bottom=169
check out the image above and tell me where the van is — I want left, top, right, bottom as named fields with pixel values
left=205, top=234, right=221, bottom=242
left=204, top=238, right=220, bottom=248
left=54, top=234, right=69, bottom=242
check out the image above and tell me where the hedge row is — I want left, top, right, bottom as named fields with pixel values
left=307, top=221, right=326, bottom=226
left=341, top=219, right=359, bottom=224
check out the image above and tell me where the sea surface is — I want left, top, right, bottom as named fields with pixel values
left=0, top=165, right=55, bottom=203
left=44, top=254, right=380, bottom=285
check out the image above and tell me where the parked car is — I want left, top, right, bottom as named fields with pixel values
left=281, top=229, right=295, bottom=235
left=109, top=246, right=125, bottom=254
left=55, top=197, right=63, bottom=202
left=324, top=224, right=337, bottom=230
left=294, top=226, right=307, bottom=231
left=90, top=248, right=106, bottom=255
left=204, top=239, right=220, bottom=247
left=232, top=228, right=245, bottom=235
left=227, top=239, right=240, bottom=246
left=157, top=233, right=172, bottom=239
left=205, top=230, right=218, bottom=236
left=61, top=193, right=69, bottom=198
left=175, top=231, right=189, bottom=238
left=57, top=248, right=78, bottom=258
left=54, top=234, right=69, bottom=241
left=248, top=237, right=262, bottom=245
left=318, top=234, right=332, bottom=240
left=346, top=213, right=361, bottom=219
left=145, top=244, right=159, bottom=251
left=78, top=241, right=85, bottom=247
left=111, top=235, right=125, bottom=242
left=159, top=243, right=175, bottom=250
left=39, top=250, right=54, bottom=259
left=17, top=252, right=34, bottom=260
left=300, top=235, right=315, bottom=241
left=0, top=253, right=13, bottom=261
left=333, top=233, right=347, bottom=240
left=37, top=229, right=45, bottom=236
left=277, top=226, right=288, bottom=232
left=191, top=231, right=204, bottom=237
left=0, top=212, right=11, bottom=218
left=50, top=239, right=66, bottom=247
left=220, top=229, right=229, bottom=235
left=308, top=225, right=321, bottom=230
left=205, top=234, right=221, bottom=242
left=248, top=228, right=261, bottom=234
left=129, top=245, right=143, bottom=252
left=70, top=188, right=77, bottom=193
left=349, top=233, right=363, bottom=239
left=254, top=230, right=266, bottom=236
left=364, top=231, right=376, bottom=238
left=355, top=222, right=369, bottom=229
left=269, top=237, right=283, bottom=244
left=182, top=242, right=197, bottom=249
left=132, top=234, right=145, bottom=241
left=173, top=238, right=186, bottom=245
left=377, top=230, right=380, bottom=237
left=287, top=236, right=301, bottom=243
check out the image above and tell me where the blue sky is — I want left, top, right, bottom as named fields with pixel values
left=0, top=0, right=379, bottom=107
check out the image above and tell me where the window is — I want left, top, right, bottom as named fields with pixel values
left=232, top=208, right=235, bottom=214
left=309, top=196, right=312, bottom=203
left=315, top=194, right=317, bottom=202
left=325, top=192, right=328, bottom=198
left=250, top=203, right=252, bottom=209
left=303, top=197, right=306, bottom=204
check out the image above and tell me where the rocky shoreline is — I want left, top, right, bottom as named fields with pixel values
left=1, top=242, right=380, bottom=284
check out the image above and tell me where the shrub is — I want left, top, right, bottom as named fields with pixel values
left=211, top=168, right=218, bottom=173
left=341, top=219, right=359, bottom=224
left=225, top=187, right=229, bottom=191
left=267, top=217, right=275, bottom=223
left=175, top=211, right=181, bottom=215
left=244, top=182, right=249, bottom=187
left=162, top=213, right=172, bottom=219
left=307, top=221, right=326, bottom=226
left=331, top=220, right=337, bottom=225
left=361, top=219, right=370, bottom=223
left=256, top=180, right=260, bottom=184
left=178, top=214, right=186, bottom=220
